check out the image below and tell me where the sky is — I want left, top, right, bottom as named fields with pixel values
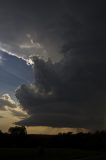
left=0, top=0, right=106, bottom=134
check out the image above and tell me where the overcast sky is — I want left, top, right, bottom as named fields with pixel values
left=0, top=0, right=106, bottom=133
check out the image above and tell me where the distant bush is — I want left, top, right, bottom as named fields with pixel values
left=8, top=126, right=27, bottom=136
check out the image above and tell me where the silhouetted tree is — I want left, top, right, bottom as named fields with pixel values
left=0, top=130, right=3, bottom=135
left=8, top=126, right=27, bottom=136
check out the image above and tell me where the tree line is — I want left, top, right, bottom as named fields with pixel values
left=0, top=126, right=106, bottom=149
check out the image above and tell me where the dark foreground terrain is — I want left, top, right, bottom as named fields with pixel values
left=0, top=148, right=106, bottom=160
left=0, top=131, right=106, bottom=159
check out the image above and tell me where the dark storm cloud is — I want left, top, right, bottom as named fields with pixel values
left=0, top=0, right=105, bottom=130
left=16, top=52, right=106, bottom=130
left=0, top=1, right=105, bottom=61
left=0, top=0, right=66, bottom=61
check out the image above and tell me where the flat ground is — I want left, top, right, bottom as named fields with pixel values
left=0, top=148, right=106, bottom=160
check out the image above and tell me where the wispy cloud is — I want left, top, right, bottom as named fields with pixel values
left=0, top=94, right=28, bottom=119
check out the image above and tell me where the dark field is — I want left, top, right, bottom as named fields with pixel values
left=0, top=148, right=106, bottom=160
left=0, top=132, right=106, bottom=159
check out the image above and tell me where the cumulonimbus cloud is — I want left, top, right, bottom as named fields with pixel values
left=0, top=1, right=105, bottom=130
left=15, top=52, right=106, bottom=130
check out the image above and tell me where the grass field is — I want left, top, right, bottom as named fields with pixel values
left=0, top=148, right=105, bottom=159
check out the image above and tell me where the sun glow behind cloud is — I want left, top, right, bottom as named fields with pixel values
left=0, top=110, right=21, bottom=132
left=20, top=34, right=43, bottom=50
left=0, top=42, right=34, bottom=65
left=0, top=94, right=29, bottom=127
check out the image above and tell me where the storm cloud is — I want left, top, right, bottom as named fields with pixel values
left=16, top=52, right=106, bottom=130
left=0, top=1, right=105, bottom=131
left=1, top=1, right=105, bottom=62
